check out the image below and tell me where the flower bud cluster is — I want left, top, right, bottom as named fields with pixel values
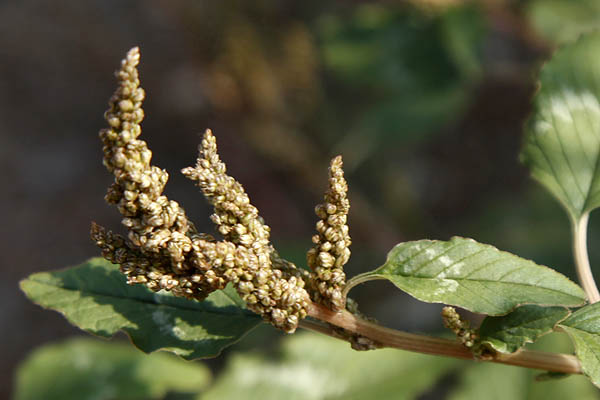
left=98, top=47, right=196, bottom=274
left=91, top=222, right=234, bottom=299
left=96, top=47, right=227, bottom=300
left=182, top=130, right=310, bottom=332
left=306, top=156, right=351, bottom=311
left=94, top=48, right=312, bottom=332
left=441, top=306, right=480, bottom=349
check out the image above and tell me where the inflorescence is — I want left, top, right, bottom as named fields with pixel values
left=92, top=47, right=352, bottom=333
left=307, top=156, right=351, bottom=311
left=441, top=306, right=480, bottom=349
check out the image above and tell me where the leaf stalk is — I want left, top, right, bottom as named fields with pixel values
left=342, top=272, right=380, bottom=300
left=573, top=213, right=600, bottom=303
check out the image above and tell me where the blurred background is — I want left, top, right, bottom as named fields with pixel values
left=4, top=0, right=600, bottom=398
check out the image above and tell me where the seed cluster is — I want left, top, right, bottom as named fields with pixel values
left=95, top=47, right=227, bottom=300
left=93, top=48, right=321, bottom=333
left=182, top=130, right=310, bottom=331
left=306, top=156, right=351, bottom=311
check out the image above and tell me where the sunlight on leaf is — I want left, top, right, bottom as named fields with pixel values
left=346, top=237, right=585, bottom=315
left=521, top=32, right=600, bottom=222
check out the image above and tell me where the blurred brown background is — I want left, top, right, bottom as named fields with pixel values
left=4, top=1, right=600, bottom=398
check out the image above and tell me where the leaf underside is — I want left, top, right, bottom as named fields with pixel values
left=359, top=237, right=585, bottom=315
left=521, top=31, right=600, bottom=221
left=559, top=302, right=600, bottom=387
left=479, top=305, right=570, bottom=353
left=20, top=258, right=262, bottom=360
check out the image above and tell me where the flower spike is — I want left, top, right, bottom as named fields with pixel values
left=182, top=130, right=310, bottom=332
left=93, top=46, right=311, bottom=332
left=307, top=155, right=351, bottom=311
left=95, top=47, right=225, bottom=300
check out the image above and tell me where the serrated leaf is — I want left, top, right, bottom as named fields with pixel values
left=20, top=258, right=262, bottom=359
left=521, top=32, right=600, bottom=221
left=347, top=237, right=585, bottom=315
left=479, top=305, right=570, bottom=353
left=559, top=302, right=600, bottom=387
left=200, top=332, right=461, bottom=400
left=14, top=338, right=211, bottom=400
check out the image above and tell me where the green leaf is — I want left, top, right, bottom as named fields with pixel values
left=521, top=31, right=600, bottom=221
left=347, top=237, right=585, bottom=315
left=559, top=302, right=600, bottom=387
left=200, top=332, right=461, bottom=400
left=479, top=305, right=570, bottom=353
left=20, top=258, right=262, bottom=359
left=14, top=337, right=211, bottom=400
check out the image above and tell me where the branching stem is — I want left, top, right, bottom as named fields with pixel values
left=303, top=301, right=582, bottom=375
left=573, top=213, right=600, bottom=303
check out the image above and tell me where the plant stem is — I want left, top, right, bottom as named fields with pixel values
left=303, top=302, right=582, bottom=375
left=573, top=213, right=600, bottom=303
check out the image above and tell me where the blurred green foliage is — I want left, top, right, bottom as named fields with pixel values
left=317, top=4, right=485, bottom=165
left=449, top=333, right=599, bottom=400
left=16, top=332, right=599, bottom=400
left=14, top=338, right=210, bottom=400
left=527, top=0, right=600, bottom=44
left=201, top=332, right=459, bottom=400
